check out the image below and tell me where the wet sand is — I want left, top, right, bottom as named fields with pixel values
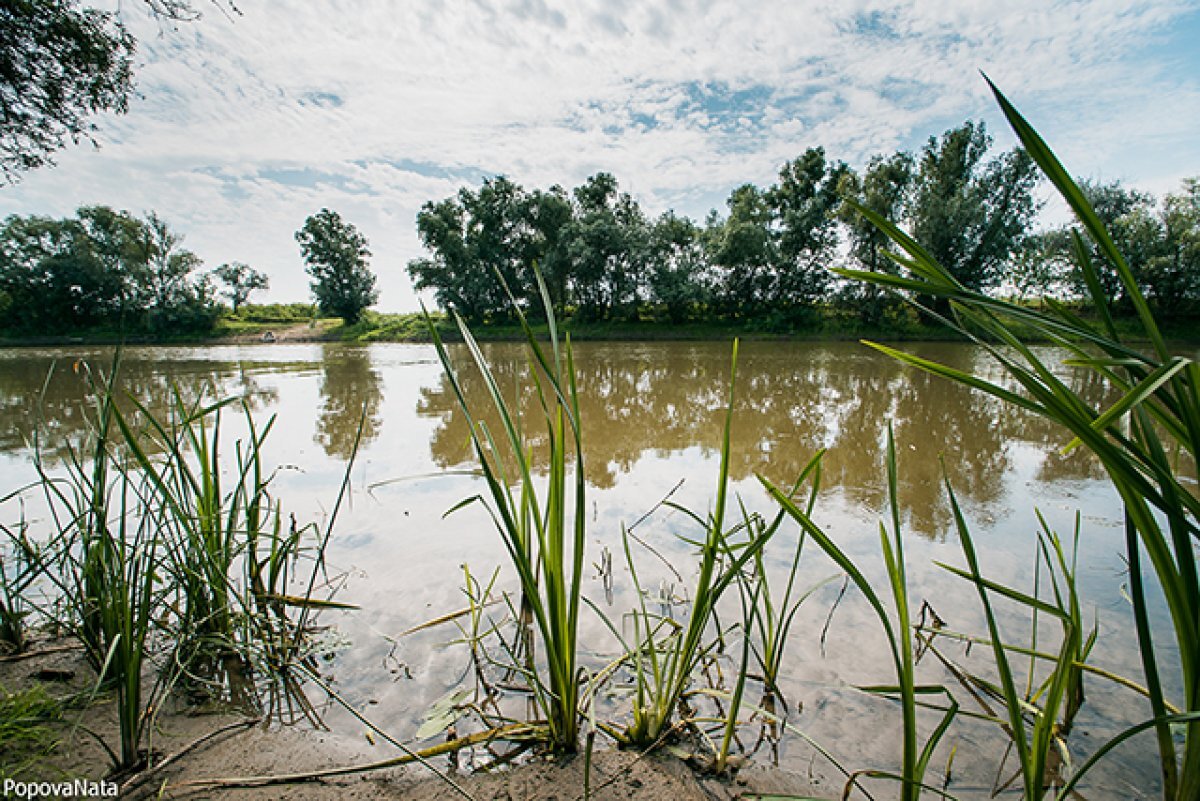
left=1, top=640, right=828, bottom=801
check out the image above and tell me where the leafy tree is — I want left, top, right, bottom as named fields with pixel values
left=707, top=184, right=776, bottom=314
left=840, top=152, right=913, bottom=273
left=565, top=173, right=650, bottom=321
left=1007, top=232, right=1073, bottom=304
left=522, top=186, right=574, bottom=314
left=0, top=0, right=134, bottom=182
left=409, top=178, right=572, bottom=321
left=75, top=205, right=150, bottom=322
left=213, top=261, right=269, bottom=311
left=1060, top=180, right=1164, bottom=308
left=0, top=206, right=216, bottom=332
left=706, top=151, right=846, bottom=319
left=408, top=198, right=476, bottom=318
left=1145, top=178, right=1200, bottom=318
left=457, top=175, right=536, bottom=316
left=0, top=214, right=104, bottom=330
left=837, top=152, right=913, bottom=322
left=0, top=1, right=240, bottom=182
left=135, top=212, right=209, bottom=328
left=647, top=211, right=709, bottom=322
left=909, top=121, right=1039, bottom=295
left=295, top=209, right=378, bottom=325
left=768, top=147, right=848, bottom=307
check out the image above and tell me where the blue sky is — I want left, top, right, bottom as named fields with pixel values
left=3, top=0, right=1199, bottom=311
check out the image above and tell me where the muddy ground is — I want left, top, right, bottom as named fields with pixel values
left=1, top=640, right=830, bottom=800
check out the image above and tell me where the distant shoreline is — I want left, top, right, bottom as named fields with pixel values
left=2, top=310, right=1197, bottom=348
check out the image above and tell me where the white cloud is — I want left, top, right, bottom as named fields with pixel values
left=1, top=0, right=1197, bottom=309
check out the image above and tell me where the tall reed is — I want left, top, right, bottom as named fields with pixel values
left=941, top=478, right=1080, bottom=799
left=762, top=428, right=957, bottom=801
left=839, top=78, right=1200, bottom=800
left=597, top=342, right=795, bottom=749
left=115, top=391, right=244, bottom=680
left=117, top=385, right=349, bottom=685
left=736, top=454, right=829, bottom=703
left=24, top=358, right=350, bottom=771
left=423, top=270, right=586, bottom=752
left=33, top=361, right=161, bottom=771
left=0, top=505, right=41, bottom=654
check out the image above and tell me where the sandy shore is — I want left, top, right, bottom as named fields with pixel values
left=1, top=640, right=830, bottom=800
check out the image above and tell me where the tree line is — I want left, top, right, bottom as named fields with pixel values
left=408, top=121, right=1200, bottom=325
left=0, top=202, right=383, bottom=335
left=0, top=206, right=267, bottom=334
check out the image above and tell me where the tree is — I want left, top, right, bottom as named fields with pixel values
left=295, top=209, right=377, bottom=324
left=1007, top=232, right=1073, bottom=304
left=768, top=147, right=848, bottom=307
left=0, top=213, right=106, bottom=330
left=521, top=186, right=573, bottom=315
left=840, top=152, right=913, bottom=274
left=0, top=0, right=135, bottom=182
left=408, top=198, right=477, bottom=319
left=137, top=213, right=199, bottom=316
left=837, top=151, right=913, bottom=322
left=1145, top=178, right=1200, bottom=318
left=214, top=261, right=269, bottom=311
left=908, top=121, right=1040, bottom=295
left=1, top=1, right=239, bottom=183
left=647, top=211, right=709, bottom=322
left=1066, top=180, right=1163, bottom=307
left=564, top=173, right=650, bottom=321
left=408, top=177, right=572, bottom=322
left=708, top=184, right=776, bottom=314
left=456, top=175, right=536, bottom=317
left=75, top=204, right=149, bottom=322
left=0, top=206, right=216, bottom=332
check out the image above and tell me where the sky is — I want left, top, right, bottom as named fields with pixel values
left=3, top=0, right=1199, bottom=311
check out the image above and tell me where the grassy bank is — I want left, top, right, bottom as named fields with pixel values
left=340, top=309, right=966, bottom=343
left=0, top=302, right=1196, bottom=347
left=331, top=306, right=1200, bottom=346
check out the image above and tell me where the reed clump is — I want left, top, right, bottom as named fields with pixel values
left=10, top=357, right=354, bottom=774
left=424, top=272, right=587, bottom=753
left=837, top=77, right=1200, bottom=799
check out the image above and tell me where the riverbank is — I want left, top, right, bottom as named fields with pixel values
left=0, top=639, right=828, bottom=801
left=2, top=307, right=1197, bottom=348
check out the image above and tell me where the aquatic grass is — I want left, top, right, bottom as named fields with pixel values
left=113, top=388, right=247, bottom=682
left=915, top=508, right=1098, bottom=797
left=714, top=571, right=761, bottom=773
left=940, top=476, right=1080, bottom=799
left=0, top=506, right=43, bottom=655
left=422, top=268, right=587, bottom=752
left=838, top=78, right=1200, bottom=800
left=736, top=454, right=832, bottom=704
left=0, top=684, right=63, bottom=780
left=29, top=360, right=163, bottom=771
left=1031, top=511, right=1097, bottom=733
left=761, top=427, right=958, bottom=801
left=23, top=356, right=358, bottom=771
left=115, top=385, right=355, bottom=687
left=596, top=341, right=793, bottom=749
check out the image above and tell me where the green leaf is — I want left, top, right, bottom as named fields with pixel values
left=415, top=688, right=471, bottom=741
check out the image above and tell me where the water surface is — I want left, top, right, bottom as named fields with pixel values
left=0, top=340, right=1176, bottom=798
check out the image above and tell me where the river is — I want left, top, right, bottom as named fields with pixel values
left=0, top=339, right=1182, bottom=798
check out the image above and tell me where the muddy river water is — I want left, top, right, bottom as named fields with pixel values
left=0, top=339, right=1190, bottom=799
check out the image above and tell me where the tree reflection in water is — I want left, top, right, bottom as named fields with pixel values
left=0, top=349, right=284, bottom=466
left=419, top=341, right=1109, bottom=539
left=313, top=345, right=384, bottom=459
